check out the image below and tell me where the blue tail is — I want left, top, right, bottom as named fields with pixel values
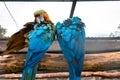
left=22, top=50, right=46, bottom=80
left=22, top=63, right=38, bottom=80
left=68, top=62, right=81, bottom=80
left=68, top=57, right=84, bottom=80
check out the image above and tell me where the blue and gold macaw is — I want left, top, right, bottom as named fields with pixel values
left=56, top=16, right=86, bottom=80
left=2, top=10, right=56, bottom=80
left=22, top=10, right=56, bottom=80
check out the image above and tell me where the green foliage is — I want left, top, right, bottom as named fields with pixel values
left=0, top=25, right=7, bottom=38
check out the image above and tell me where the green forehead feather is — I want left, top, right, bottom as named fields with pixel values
left=34, top=9, right=46, bottom=17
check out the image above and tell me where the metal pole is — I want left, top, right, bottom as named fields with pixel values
left=69, top=0, right=77, bottom=18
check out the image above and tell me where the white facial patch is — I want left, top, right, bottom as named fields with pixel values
left=36, top=13, right=44, bottom=24
left=40, top=13, right=44, bottom=22
left=36, top=17, right=41, bottom=24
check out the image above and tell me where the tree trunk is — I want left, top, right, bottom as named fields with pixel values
left=0, top=52, right=120, bottom=73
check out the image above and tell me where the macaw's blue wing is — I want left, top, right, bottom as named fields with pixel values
left=56, top=16, right=86, bottom=80
left=22, top=23, right=56, bottom=80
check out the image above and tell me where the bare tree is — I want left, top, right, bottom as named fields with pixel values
left=0, top=25, right=7, bottom=38
left=118, top=24, right=120, bottom=29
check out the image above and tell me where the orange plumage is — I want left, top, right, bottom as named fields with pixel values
left=44, top=12, right=50, bottom=22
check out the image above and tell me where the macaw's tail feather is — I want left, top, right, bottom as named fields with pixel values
left=22, top=63, right=38, bottom=80
left=2, top=22, right=35, bottom=55
left=68, top=62, right=81, bottom=80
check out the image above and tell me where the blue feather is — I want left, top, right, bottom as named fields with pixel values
left=56, top=16, right=86, bottom=80
left=22, top=23, right=55, bottom=80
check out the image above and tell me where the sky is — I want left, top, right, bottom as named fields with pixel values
left=0, top=1, right=120, bottom=37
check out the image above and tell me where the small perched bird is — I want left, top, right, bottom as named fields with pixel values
left=2, top=10, right=56, bottom=80
left=56, top=16, right=86, bottom=80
